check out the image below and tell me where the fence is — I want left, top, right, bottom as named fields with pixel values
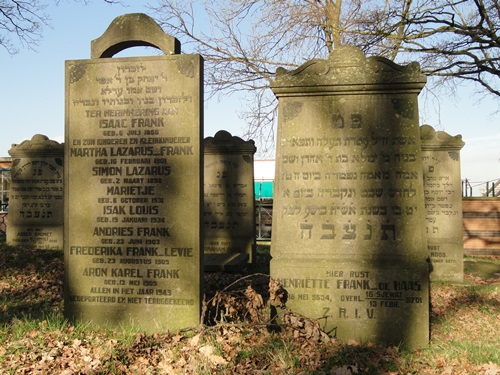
left=255, top=200, right=273, bottom=241
left=462, top=198, right=500, bottom=256
left=462, top=178, right=500, bottom=197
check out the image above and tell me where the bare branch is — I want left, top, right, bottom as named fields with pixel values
left=150, top=0, right=500, bottom=150
left=0, top=0, right=48, bottom=54
left=0, top=0, right=124, bottom=54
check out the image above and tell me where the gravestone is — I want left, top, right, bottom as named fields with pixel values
left=64, top=13, right=203, bottom=332
left=7, top=134, right=64, bottom=249
left=420, top=125, right=465, bottom=282
left=270, top=45, right=429, bottom=348
left=0, top=158, right=10, bottom=237
left=203, top=130, right=256, bottom=271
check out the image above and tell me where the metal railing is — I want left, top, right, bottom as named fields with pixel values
left=255, top=201, right=273, bottom=241
left=462, top=179, right=473, bottom=197
left=485, top=179, right=500, bottom=197
left=462, top=178, right=500, bottom=197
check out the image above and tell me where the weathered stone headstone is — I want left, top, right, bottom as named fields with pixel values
left=420, top=125, right=464, bottom=282
left=7, top=135, right=64, bottom=249
left=203, top=130, right=256, bottom=271
left=0, top=158, right=10, bottom=237
left=64, top=13, right=203, bottom=332
left=270, top=45, right=429, bottom=348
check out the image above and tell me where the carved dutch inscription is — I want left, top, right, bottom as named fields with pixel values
left=65, top=53, right=202, bottom=331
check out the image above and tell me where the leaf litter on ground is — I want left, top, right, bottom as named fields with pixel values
left=0, top=244, right=498, bottom=374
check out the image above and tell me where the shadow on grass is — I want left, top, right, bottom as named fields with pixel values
left=431, top=282, right=500, bottom=322
left=464, top=259, right=500, bottom=279
left=0, top=243, right=63, bottom=270
left=0, top=243, right=64, bottom=325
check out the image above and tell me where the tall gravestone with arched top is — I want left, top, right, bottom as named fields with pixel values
left=64, top=13, right=203, bottom=332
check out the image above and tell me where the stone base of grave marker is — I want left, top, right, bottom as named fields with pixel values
left=204, top=253, right=249, bottom=272
left=272, top=256, right=430, bottom=346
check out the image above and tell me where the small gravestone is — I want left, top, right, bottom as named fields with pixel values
left=270, top=45, right=429, bottom=349
left=203, top=130, right=256, bottom=271
left=64, top=14, right=203, bottom=332
left=7, top=135, right=64, bottom=249
left=0, top=158, right=10, bottom=236
left=420, top=125, right=465, bottom=282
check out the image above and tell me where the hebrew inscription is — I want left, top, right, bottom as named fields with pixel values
left=203, top=131, right=256, bottom=266
left=274, top=97, right=423, bottom=255
left=7, top=135, right=64, bottom=250
left=420, top=125, right=464, bottom=282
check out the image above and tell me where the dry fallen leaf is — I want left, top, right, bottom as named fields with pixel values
left=199, top=345, right=228, bottom=366
left=189, top=333, right=201, bottom=347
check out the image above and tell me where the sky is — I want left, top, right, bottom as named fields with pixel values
left=2, top=0, right=500, bottom=195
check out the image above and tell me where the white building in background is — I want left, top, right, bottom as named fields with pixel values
left=254, top=160, right=275, bottom=200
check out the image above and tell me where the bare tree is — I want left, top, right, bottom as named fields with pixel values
left=150, top=0, right=390, bottom=153
left=395, top=0, right=500, bottom=98
left=0, top=1, right=49, bottom=54
left=0, top=0, right=120, bottom=54
left=150, top=0, right=500, bottom=153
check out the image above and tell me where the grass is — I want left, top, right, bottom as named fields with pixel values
left=0, top=242, right=499, bottom=374
left=464, top=255, right=500, bottom=279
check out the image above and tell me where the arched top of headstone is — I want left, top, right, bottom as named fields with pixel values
left=204, top=130, right=256, bottom=154
left=8, top=134, right=64, bottom=157
left=91, top=13, right=181, bottom=59
left=420, top=124, right=465, bottom=150
left=272, top=44, right=426, bottom=95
